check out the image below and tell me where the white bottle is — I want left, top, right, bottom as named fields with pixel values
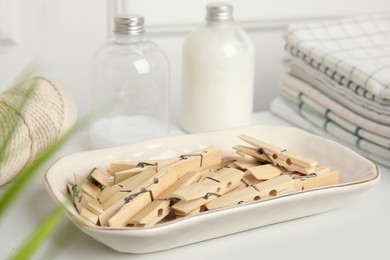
left=181, top=3, right=255, bottom=133
left=90, top=14, right=170, bottom=149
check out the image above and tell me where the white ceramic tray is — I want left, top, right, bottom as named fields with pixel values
left=44, top=125, right=379, bottom=253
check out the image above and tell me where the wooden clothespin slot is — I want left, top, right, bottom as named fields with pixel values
left=237, top=135, right=318, bottom=174
left=108, top=170, right=178, bottom=227
left=206, top=174, right=295, bottom=210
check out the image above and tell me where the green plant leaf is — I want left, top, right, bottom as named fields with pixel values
left=0, top=120, right=83, bottom=218
left=0, top=114, right=90, bottom=258
left=11, top=205, right=65, bottom=260
left=0, top=64, right=105, bottom=257
left=0, top=56, right=43, bottom=164
left=0, top=81, right=37, bottom=164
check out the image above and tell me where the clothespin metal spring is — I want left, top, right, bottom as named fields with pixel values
left=137, top=162, right=157, bottom=168
left=280, top=171, right=318, bottom=179
left=124, top=189, right=154, bottom=204
left=256, top=148, right=276, bottom=165
left=179, top=153, right=204, bottom=168
left=203, top=192, right=221, bottom=200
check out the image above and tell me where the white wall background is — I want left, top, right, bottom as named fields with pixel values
left=1, top=0, right=390, bottom=124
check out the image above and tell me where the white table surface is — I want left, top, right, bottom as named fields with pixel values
left=1, top=112, right=389, bottom=260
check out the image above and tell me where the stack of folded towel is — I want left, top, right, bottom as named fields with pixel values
left=271, top=14, right=390, bottom=167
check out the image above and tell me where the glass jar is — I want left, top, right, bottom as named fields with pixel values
left=90, top=14, right=170, bottom=149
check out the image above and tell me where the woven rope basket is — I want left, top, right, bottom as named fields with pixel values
left=0, top=77, right=77, bottom=186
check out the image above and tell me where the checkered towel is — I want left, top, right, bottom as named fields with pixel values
left=280, top=73, right=390, bottom=138
left=281, top=75, right=390, bottom=149
left=270, top=96, right=390, bottom=167
left=288, top=58, right=390, bottom=125
left=284, top=13, right=390, bottom=99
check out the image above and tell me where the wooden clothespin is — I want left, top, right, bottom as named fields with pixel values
left=70, top=185, right=99, bottom=225
left=97, top=166, right=158, bottom=226
left=113, top=166, right=148, bottom=184
left=242, top=172, right=263, bottom=186
left=108, top=161, right=138, bottom=174
left=104, top=147, right=222, bottom=225
left=246, top=164, right=284, bottom=180
left=112, top=160, right=176, bottom=184
left=208, top=157, right=238, bottom=173
left=107, top=189, right=154, bottom=227
left=74, top=173, right=101, bottom=199
left=108, top=169, right=178, bottom=227
left=132, top=205, right=171, bottom=228
left=75, top=200, right=99, bottom=224
left=234, top=135, right=318, bottom=174
left=129, top=200, right=170, bottom=227
left=206, top=174, right=295, bottom=210
left=172, top=178, right=246, bottom=215
left=232, top=157, right=261, bottom=170
left=67, top=181, right=103, bottom=215
left=292, top=167, right=339, bottom=191
left=175, top=207, right=203, bottom=218
left=173, top=167, right=245, bottom=201
left=169, top=147, right=222, bottom=178
left=109, top=160, right=162, bottom=174
left=156, top=158, right=178, bottom=171
left=98, top=166, right=157, bottom=209
left=171, top=168, right=245, bottom=215
left=90, top=166, right=110, bottom=188
left=129, top=171, right=203, bottom=226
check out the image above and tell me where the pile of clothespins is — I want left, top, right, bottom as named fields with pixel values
left=69, top=135, right=339, bottom=228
